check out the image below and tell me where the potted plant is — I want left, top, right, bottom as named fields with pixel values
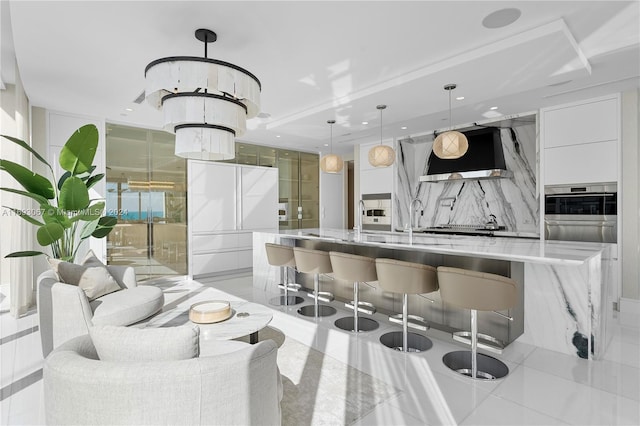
left=0, top=124, right=116, bottom=262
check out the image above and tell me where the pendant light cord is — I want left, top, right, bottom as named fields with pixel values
left=376, top=104, right=387, bottom=145
left=327, top=119, right=336, bottom=154
left=448, top=89, right=452, bottom=131
left=330, top=122, right=333, bottom=154
left=380, top=107, right=383, bottom=145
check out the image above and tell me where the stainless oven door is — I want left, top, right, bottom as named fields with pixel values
left=544, top=215, right=617, bottom=243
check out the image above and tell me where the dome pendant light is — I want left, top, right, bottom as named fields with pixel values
left=433, top=84, right=468, bottom=160
left=320, top=119, right=344, bottom=173
left=368, top=104, right=396, bottom=167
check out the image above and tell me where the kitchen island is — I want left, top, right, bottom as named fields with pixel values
left=253, top=228, right=616, bottom=360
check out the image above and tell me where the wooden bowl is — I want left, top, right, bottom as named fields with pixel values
left=189, top=300, right=232, bottom=324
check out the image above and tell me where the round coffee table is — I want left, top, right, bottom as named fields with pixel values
left=194, top=300, right=273, bottom=344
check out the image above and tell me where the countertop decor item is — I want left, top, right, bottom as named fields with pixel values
left=320, top=119, right=344, bottom=173
left=189, top=300, right=232, bottom=324
left=0, top=124, right=116, bottom=261
left=368, top=104, right=396, bottom=167
left=145, top=28, right=261, bottom=161
left=433, top=84, right=468, bottom=160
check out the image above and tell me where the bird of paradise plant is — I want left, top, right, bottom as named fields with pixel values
left=0, top=124, right=116, bottom=262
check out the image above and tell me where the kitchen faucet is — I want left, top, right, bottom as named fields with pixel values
left=408, top=198, right=424, bottom=242
left=355, top=199, right=365, bottom=236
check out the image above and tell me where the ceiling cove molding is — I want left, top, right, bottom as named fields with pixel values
left=266, top=19, right=590, bottom=131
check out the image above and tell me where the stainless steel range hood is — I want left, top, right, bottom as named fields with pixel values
left=420, top=127, right=513, bottom=182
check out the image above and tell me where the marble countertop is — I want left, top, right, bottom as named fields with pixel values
left=274, top=228, right=612, bottom=266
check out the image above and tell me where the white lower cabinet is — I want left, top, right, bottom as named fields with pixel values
left=188, top=161, right=278, bottom=276
left=192, top=251, right=239, bottom=275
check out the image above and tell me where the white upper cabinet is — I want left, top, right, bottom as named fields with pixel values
left=543, top=97, right=618, bottom=148
left=542, top=94, right=620, bottom=185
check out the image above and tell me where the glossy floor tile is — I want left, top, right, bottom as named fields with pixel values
left=494, top=366, right=640, bottom=425
left=460, top=395, right=569, bottom=425
left=1, top=272, right=639, bottom=425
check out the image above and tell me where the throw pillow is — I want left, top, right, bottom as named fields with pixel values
left=90, top=324, right=200, bottom=362
left=48, top=250, right=122, bottom=301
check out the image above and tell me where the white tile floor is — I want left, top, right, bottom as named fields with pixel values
left=1, top=272, right=639, bottom=425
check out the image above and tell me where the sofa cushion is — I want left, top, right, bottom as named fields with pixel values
left=90, top=324, right=199, bottom=361
left=90, top=285, right=164, bottom=326
left=48, top=250, right=121, bottom=301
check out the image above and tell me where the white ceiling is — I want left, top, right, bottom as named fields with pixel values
left=5, top=1, right=640, bottom=155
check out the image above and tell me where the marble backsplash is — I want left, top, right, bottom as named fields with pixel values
left=395, top=120, right=538, bottom=233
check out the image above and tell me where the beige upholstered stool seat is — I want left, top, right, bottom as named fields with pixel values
left=265, top=243, right=296, bottom=268
left=265, top=243, right=304, bottom=306
left=329, top=252, right=379, bottom=333
left=293, top=247, right=337, bottom=318
left=376, top=258, right=438, bottom=352
left=438, top=266, right=517, bottom=380
left=438, top=267, right=517, bottom=311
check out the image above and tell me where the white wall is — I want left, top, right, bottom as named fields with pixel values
left=320, top=168, right=345, bottom=229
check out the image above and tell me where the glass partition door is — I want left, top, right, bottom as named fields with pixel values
left=105, top=124, right=187, bottom=281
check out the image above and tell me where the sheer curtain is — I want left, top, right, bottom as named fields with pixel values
left=0, top=65, right=34, bottom=317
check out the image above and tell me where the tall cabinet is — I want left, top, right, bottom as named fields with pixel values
left=188, top=161, right=278, bottom=277
left=222, top=143, right=319, bottom=230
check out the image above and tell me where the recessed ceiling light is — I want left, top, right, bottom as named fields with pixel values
left=401, top=126, right=407, bottom=130
left=482, top=8, right=521, bottom=29
left=456, top=96, right=465, bottom=101
left=490, top=106, right=498, bottom=110
left=125, top=108, right=133, bottom=112
left=276, top=135, right=281, bottom=138
left=323, top=143, right=329, bottom=147
left=362, top=121, right=368, bottom=125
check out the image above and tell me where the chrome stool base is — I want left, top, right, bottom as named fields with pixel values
left=380, top=331, right=433, bottom=352
left=442, top=350, right=509, bottom=380
left=307, top=291, right=334, bottom=303
left=269, top=295, right=305, bottom=306
left=278, top=283, right=302, bottom=292
left=298, top=304, right=337, bottom=317
left=334, top=316, right=379, bottom=332
left=452, top=331, right=505, bottom=354
left=345, top=301, right=376, bottom=315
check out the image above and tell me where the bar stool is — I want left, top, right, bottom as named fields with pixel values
left=329, top=251, right=379, bottom=332
left=293, top=247, right=337, bottom=317
left=265, top=243, right=304, bottom=306
left=437, top=266, right=517, bottom=380
left=376, top=258, right=438, bottom=352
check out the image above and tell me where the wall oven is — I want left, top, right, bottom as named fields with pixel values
left=544, top=183, right=617, bottom=243
left=361, top=193, right=392, bottom=231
